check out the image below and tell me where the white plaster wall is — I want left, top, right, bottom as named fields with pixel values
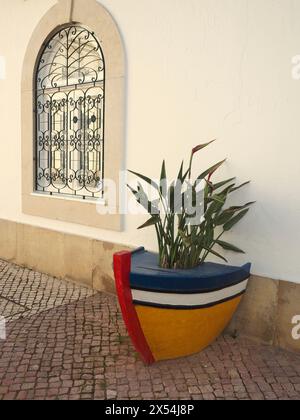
left=0, top=0, right=300, bottom=283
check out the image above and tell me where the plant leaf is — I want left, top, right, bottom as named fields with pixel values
left=127, top=183, right=159, bottom=215
left=205, top=199, right=224, bottom=220
left=216, top=240, right=245, bottom=254
left=192, top=139, right=216, bottom=155
left=160, top=160, right=166, bottom=182
left=202, top=246, right=228, bottom=263
left=210, top=194, right=227, bottom=205
left=224, top=202, right=255, bottom=213
left=128, top=170, right=159, bottom=191
left=178, top=230, right=192, bottom=247
left=177, top=161, right=184, bottom=182
left=214, top=201, right=255, bottom=226
left=223, top=209, right=250, bottom=231
left=138, top=215, right=160, bottom=230
left=214, top=211, right=234, bottom=226
left=127, top=183, right=138, bottom=196
left=204, top=220, right=214, bottom=248
left=218, top=184, right=236, bottom=196
left=196, top=159, right=227, bottom=182
left=168, top=183, right=177, bottom=213
left=160, top=160, right=167, bottom=197
left=230, top=181, right=251, bottom=193
left=213, top=178, right=236, bottom=191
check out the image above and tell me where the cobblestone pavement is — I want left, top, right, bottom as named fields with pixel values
left=0, top=259, right=300, bottom=400
left=0, top=259, right=96, bottom=321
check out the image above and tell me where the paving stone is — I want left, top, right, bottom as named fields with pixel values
left=0, top=260, right=96, bottom=321
left=0, top=297, right=28, bottom=319
left=0, top=258, right=299, bottom=400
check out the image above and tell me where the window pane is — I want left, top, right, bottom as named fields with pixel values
left=35, top=25, right=105, bottom=199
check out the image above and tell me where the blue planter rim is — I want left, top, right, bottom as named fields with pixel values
left=130, top=247, right=251, bottom=294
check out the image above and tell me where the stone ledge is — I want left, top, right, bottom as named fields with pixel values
left=226, top=275, right=300, bottom=354
left=0, top=219, right=131, bottom=294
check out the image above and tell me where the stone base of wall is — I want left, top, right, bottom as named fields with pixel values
left=226, top=276, right=300, bottom=354
left=0, top=219, right=299, bottom=354
left=0, top=219, right=130, bottom=295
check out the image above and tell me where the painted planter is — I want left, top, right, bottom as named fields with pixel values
left=113, top=247, right=251, bottom=364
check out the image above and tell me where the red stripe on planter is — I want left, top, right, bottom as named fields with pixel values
left=113, top=251, right=155, bottom=365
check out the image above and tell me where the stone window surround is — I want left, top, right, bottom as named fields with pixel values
left=21, top=0, right=125, bottom=231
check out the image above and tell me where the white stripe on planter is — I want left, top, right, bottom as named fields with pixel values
left=132, top=279, right=249, bottom=308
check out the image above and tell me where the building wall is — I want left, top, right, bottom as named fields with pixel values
left=0, top=0, right=300, bottom=285
left=0, top=0, right=300, bottom=354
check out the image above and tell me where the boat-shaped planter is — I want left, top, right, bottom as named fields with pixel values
left=113, top=247, right=251, bottom=364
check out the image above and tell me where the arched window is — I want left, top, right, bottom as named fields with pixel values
left=22, top=0, right=124, bottom=231
left=35, top=25, right=105, bottom=200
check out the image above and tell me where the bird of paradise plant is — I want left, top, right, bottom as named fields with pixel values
left=128, top=141, right=254, bottom=269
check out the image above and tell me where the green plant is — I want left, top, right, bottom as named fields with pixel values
left=128, top=141, right=254, bottom=269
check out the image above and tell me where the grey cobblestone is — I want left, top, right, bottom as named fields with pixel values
left=0, top=258, right=299, bottom=400
left=0, top=259, right=96, bottom=321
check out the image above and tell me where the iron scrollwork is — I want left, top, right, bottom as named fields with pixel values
left=35, top=25, right=105, bottom=199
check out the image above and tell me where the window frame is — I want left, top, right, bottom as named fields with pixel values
left=21, top=0, right=125, bottom=231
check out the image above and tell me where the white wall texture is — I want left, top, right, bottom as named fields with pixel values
left=0, top=0, right=300, bottom=283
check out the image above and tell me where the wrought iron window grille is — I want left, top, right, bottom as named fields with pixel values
left=35, top=25, right=105, bottom=200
